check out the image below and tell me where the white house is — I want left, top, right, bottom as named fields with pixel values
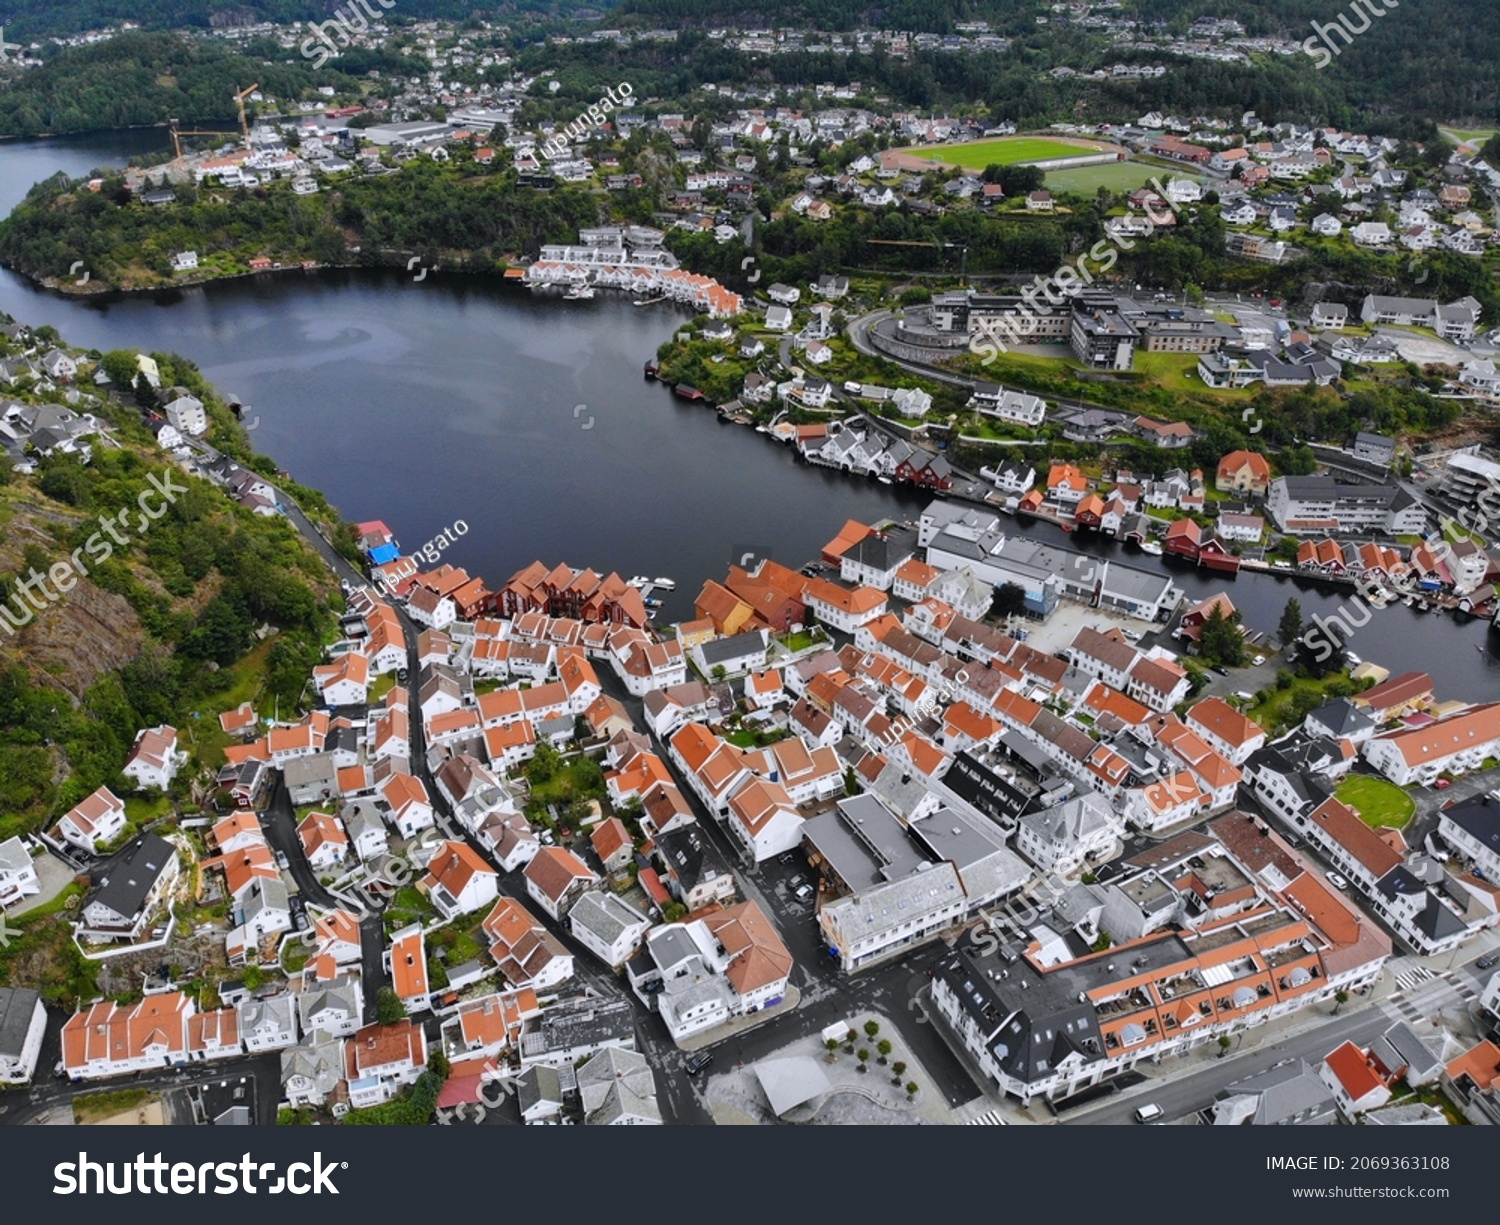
left=523, top=847, right=600, bottom=921
left=421, top=841, right=499, bottom=921
left=0, top=837, right=41, bottom=911
left=629, top=901, right=793, bottom=1044
left=345, top=1019, right=427, bottom=1108
left=1363, top=702, right=1500, bottom=786
left=569, top=890, right=653, bottom=968
left=237, top=994, right=299, bottom=1053
left=0, top=988, right=47, bottom=1084
left=725, top=778, right=805, bottom=863
left=1014, top=793, right=1122, bottom=876
left=121, top=724, right=186, bottom=792
left=297, top=974, right=364, bottom=1040
left=163, top=394, right=207, bottom=436
left=57, top=786, right=127, bottom=854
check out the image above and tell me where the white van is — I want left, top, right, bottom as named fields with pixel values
left=1134, top=1103, right=1164, bottom=1123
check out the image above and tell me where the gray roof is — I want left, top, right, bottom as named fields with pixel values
left=578, top=1046, right=660, bottom=1124
left=1020, top=792, right=1117, bottom=848
left=753, top=1054, right=833, bottom=1116
left=280, top=1037, right=343, bottom=1095
left=844, top=527, right=918, bottom=572
left=0, top=835, right=31, bottom=875
left=238, top=992, right=296, bottom=1034
left=1439, top=790, right=1500, bottom=856
left=698, top=630, right=769, bottom=668
left=1307, top=698, right=1375, bottom=738
left=516, top=1063, right=565, bottom=1114
left=298, top=976, right=361, bottom=1032
left=86, top=833, right=176, bottom=920
left=569, top=891, right=649, bottom=947
left=522, top=994, right=636, bottom=1059
left=0, top=986, right=42, bottom=1057
left=1213, top=1060, right=1337, bottom=1125
left=654, top=824, right=732, bottom=895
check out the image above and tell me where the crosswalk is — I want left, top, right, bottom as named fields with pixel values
left=1391, top=964, right=1439, bottom=993
left=968, top=1109, right=1007, bottom=1125
left=1387, top=964, right=1479, bottom=1027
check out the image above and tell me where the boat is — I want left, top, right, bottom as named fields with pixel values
left=877, top=476, right=893, bottom=485
left=652, top=577, right=677, bottom=591
left=563, top=284, right=595, bottom=300
left=644, top=597, right=662, bottom=608
left=627, top=576, right=649, bottom=588
left=1402, top=595, right=1415, bottom=606
left=1139, top=541, right=1164, bottom=556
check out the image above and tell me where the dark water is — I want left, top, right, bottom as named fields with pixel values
left=1, top=130, right=1498, bottom=699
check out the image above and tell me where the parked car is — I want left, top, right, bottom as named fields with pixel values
left=1134, top=1103, right=1164, bottom=1123
left=276, top=850, right=290, bottom=870
left=794, top=883, right=815, bottom=902
left=685, top=1051, right=713, bottom=1075
left=1327, top=872, right=1350, bottom=891
left=1475, top=953, right=1499, bottom=971
left=1434, top=778, right=1452, bottom=790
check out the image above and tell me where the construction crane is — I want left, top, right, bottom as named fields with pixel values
left=168, top=118, right=229, bottom=161
left=865, top=238, right=969, bottom=286
left=233, top=83, right=260, bottom=144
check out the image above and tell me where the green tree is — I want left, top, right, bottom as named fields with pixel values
left=1199, top=604, right=1247, bottom=667
left=990, top=582, right=1027, bottom=620
left=1278, top=598, right=1303, bottom=651
left=876, top=1038, right=892, bottom=1065
left=375, top=986, right=407, bottom=1024
left=863, top=1019, right=880, bottom=1041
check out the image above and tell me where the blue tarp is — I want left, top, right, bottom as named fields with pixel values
left=368, top=542, right=400, bottom=565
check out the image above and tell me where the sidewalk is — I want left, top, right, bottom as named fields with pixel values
left=678, top=984, right=802, bottom=1052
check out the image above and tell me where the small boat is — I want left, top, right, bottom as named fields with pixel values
left=627, top=576, right=649, bottom=588
left=1139, top=541, right=1164, bottom=556
left=1402, top=594, right=1415, bottom=606
left=877, top=475, right=893, bottom=485
left=563, top=284, right=595, bottom=300
left=644, top=597, right=662, bottom=608
left=652, top=577, right=676, bottom=591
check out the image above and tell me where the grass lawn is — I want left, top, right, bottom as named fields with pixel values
left=124, top=793, right=174, bottom=825
left=907, top=136, right=1108, bottom=170
left=1047, top=162, right=1182, bottom=194
left=1336, top=773, right=1416, bottom=829
left=778, top=629, right=826, bottom=652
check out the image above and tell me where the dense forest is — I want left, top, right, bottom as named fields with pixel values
left=0, top=153, right=600, bottom=285
left=0, top=30, right=384, bottom=136
left=0, top=0, right=599, bottom=41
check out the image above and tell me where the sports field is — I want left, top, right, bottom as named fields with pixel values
left=1045, top=161, right=1179, bottom=194
left=911, top=136, right=1110, bottom=170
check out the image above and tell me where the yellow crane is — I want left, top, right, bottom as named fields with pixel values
left=233, top=83, right=260, bottom=144
left=168, top=118, right=229, bottom=161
